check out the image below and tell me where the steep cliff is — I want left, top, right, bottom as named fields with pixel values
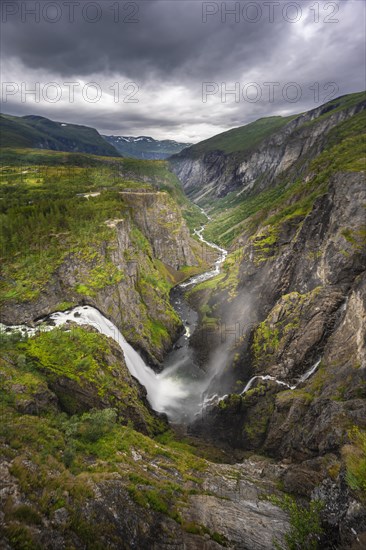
left=1, top=94, right=365, bottom=548
left=181, top=95, right=366, bottom=547
left=171, top=92, right=365, bottom=206
left=0, top=153, right=208, bottom=366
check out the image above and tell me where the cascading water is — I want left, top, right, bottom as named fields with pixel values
left=0, top=211, right=322, bottom=424
left=199, top=360, right=323, bottom=412
left=0, top=216, right=228, bottom=423
left=240, top=359, right=322, bottom=395
left=44, top=306, right=191, bottom=414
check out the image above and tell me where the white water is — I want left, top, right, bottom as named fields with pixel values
left=44, top=306, right=191, bottom=415
left=180, top=226, right=227, bottom=288
left=1, top=206, right=321, bottom=422
left=241, top=375, right=296, bottom=394
left=0, top=213, right=229, bottom=423
left=1, top=304, right=224, bottom=422
left=180, top=208, right=227, bottom=288
left=238, top=360, right=322, bottom=396
left=200, top=359, right=322, bottom=410
left=297, top=358, right=322, bottom=383
left=0, top=323, right=53, bottom=338
left=1, top=306, right=200, bottom=420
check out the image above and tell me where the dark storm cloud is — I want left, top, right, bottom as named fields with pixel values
left=1, top=0, right=292, bottom=82
left=1, top=0, right=365, bottom=140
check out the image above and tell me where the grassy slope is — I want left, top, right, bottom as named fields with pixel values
left=2, top=327, right=327, bottom=549
left=0, top=328, right=215, bottom=546
left=0, top=114, right=119, bottom=157
left=176, top=115, right=295, bottom=158
left=183, top=101, right=366, bottom=514
left=177, top=91, right=365, bottom=161
left=189, top=105, right=365, bottom=309
left=0, top=147, right=205, bottom=227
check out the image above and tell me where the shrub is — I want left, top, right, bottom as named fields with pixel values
left=269, top=494, right=324, bottom=550
left=11, top=505, right=42, bottom=525
left=343, top=427, right=366, bottom=501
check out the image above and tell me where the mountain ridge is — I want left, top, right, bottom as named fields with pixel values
left=170, top=91, right=366, bottom=208
left=0, top=93, right=365, bottom=549
left=103, top=134, right=191, bottom=159
left=0, top=113, right=120, bottom=157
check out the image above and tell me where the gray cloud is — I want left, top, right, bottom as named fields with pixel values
left=1, top=0, right=365, bottom=141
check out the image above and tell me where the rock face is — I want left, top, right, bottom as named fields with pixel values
left=171, top=96, right=366, bottom=203
left=1, top=319, right=292, bottom=549
left=191, top=171, right=366, bottom=451
left=0, top=454, right=290, bottom=550
left=120, top=191, right=197, bottom=269
left=1, top=94, right=365, bottom=548
left=1, top=191, right=200, bottom=366
left=182, top=100, right=366, bottom=547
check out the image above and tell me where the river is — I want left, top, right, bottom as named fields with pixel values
left=0, top=217, right=321, bottom=423
left=0, top=217, right=228, bottom=424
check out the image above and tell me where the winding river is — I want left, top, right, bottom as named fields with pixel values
left=1, top=216, right=321, bottom=423
left=1, top=217, right=227, bottom=423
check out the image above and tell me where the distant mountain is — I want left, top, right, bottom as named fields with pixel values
left=0, top=114, right=120, bottom=157
left=103, top=134, right=191, bottom=159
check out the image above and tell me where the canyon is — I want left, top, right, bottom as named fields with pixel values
left=0, top=92, right=365, bottom=549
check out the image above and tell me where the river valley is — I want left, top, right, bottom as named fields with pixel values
left=0, top=217, right=228, bottom=425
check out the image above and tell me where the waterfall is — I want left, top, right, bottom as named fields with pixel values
left=241, top=375, right=296, bottom=394
left=201, top=360, right=322, bottom=410
left=46, top=306, right=190, bottom=414
left=0, top=214, right=229, bottom=424
left=1, top=207, right=321, bottom=423
left=1, top=306, right=192, bottom=418
left=239, top=359, right=322, bottom=396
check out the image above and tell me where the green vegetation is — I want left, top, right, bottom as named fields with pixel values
left=0, top=327, right=165, bottom=433
left=0, top=326, right=217, bottom=544
left=179, top=92, right=364, bottom=164
left=0, top=113, right=119, bottom=156
left=301, top=91, right=366, bottom=128
left=179, top=115, right=295, bottom=157
left=276, top=389, right=314, bottom=405
left=202, top=97, right=366, bottom=248
left=242, top=391, right=275, bottom=446
left=252, top=290, right=321, bottom=369
left=343, top=427, right=366, bottom=502
left=269, top=495, right=324, bottom=550
left=0, top=148, right=207, bottom=355
left=0, top=150, right=203, bottom=291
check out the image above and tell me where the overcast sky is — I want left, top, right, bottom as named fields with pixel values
left=1, top=0, right=365, bottom=142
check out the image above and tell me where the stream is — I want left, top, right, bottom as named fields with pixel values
left=0, top=216, right=321, bottom=424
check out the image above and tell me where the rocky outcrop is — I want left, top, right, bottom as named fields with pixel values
left=0, top=454, right=290, bottom=549
left=0, top=324, right=165, bottom=435
left=189, top=170, right=365, bottom=388
left=120, top=191, right=197, bottom=269
left=180, top=96, right=366, bottom=545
